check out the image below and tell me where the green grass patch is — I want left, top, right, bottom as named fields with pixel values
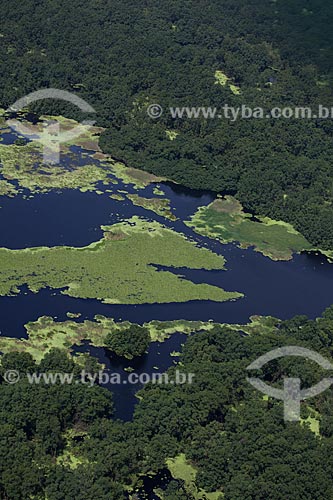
left=0, top=115, right=164, bottom=196
left=103, top=159, right=164, bottom=189
left=127, top=193, right=177, bottom=221
left=186, top=196, right=312, bottom=261
left=146, top=319, right=217, bottom=342
left=165, top=129, right=179, bottom=140
left=0, top=216, right=240, bottom=304
left=56, top=428, right=89, bottom=470
left=152, top=185, right=165, bottom=196
left=0, top=179, right=18, bottom=197
left=224, top=315, right=281, bottom=336
left=300, top=408, right=321, bottom=436
left=214, top=70, right=241, bottom=95
left=109, top=192, right=125, bottom=201
left=0, top=316, right=239, bottom=362
left=167, top=454, right=223, bottom=499
left=0, top=140, right=111, bottom=193
left=66, top=312, right=81, bottom=319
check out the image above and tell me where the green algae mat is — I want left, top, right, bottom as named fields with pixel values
left=0, top=216, right=241, bottom=304
left=0, top=314, right=277, bottom=363
left=186, top=196, right=312, bottom=261
left=0, top=315, right=224, bottom=362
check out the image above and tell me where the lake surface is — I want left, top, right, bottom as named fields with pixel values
left=1, top=144, right=333, bottom=421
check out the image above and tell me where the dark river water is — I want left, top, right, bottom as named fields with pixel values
left=1, top=147, right=333, bottom=424
left=1, top=142, right=333, bottom=499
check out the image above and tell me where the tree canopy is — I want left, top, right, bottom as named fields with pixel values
left=105, top=325, right=151, bottom=359
left=2, top=309, right=333, bottom=498
left=0, top=0, right=332, bottom=247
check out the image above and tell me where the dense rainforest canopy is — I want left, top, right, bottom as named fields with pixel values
left=2, top=309, right=333, bottom=499
left=1, top=2, right=333, bottom=499
left=105, top=325, right=151, bottom=359
left=0, top=0, right=332, bottom=247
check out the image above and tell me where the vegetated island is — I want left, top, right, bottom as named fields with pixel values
left=0, top=216, right=241, bottom=305
left=186, top=195, right=313, bottom=261
left=127, top=193, right=177, bottom=221
left=0, top=314, right=238, bottom=363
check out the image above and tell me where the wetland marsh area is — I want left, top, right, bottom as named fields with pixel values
left=1, top=2, right=332, bottom=497
left=1, top=115, right=333, bottom=499
left=1, top=116, right=333, bottom=403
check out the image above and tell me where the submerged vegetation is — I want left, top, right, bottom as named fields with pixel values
left=186, top=196, right=312, bottom=260
left=127, top=193, right=177, bottom=221
left=0, top=179, right=18, bottom=197
left=0, top=216, right=240, bottom=304
left=0, top=115, right=164, bottom=199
